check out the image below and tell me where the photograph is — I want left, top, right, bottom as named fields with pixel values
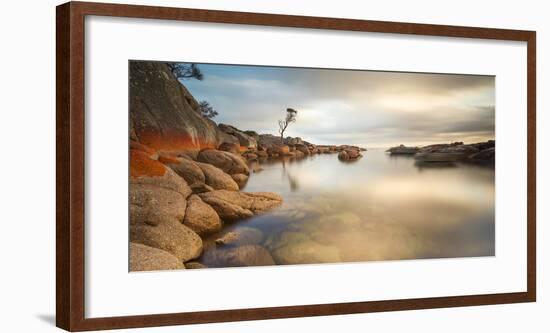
left=128, top=60, right=496, bottom=271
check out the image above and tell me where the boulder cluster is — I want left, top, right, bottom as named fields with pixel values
left=129, top=142, right=283, bottom=272
left=128, top=61, right=369, bottom=270
left=216, top=129, right=366, bottom=162
left=387, top=140, right=495, bottom=164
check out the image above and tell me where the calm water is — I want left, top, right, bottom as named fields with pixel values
left=200, top=149, right=495, bottom=266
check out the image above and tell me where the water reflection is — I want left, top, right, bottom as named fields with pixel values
left=414, top=160, right=457, bottom=171
left=199, top=149, right=495, bottom=267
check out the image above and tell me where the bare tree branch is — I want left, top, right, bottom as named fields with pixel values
left=278, top=108, right=298, bottom=143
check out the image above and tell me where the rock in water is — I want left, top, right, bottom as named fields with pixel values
left=130, top=242, right=184, bottom=272
left=129, top=61, right=223, bottom=152
left=199, top=190, right=283, bottom=221
left=215, top=227, right=264, bottom=246
left=267, top=145, right=290, bottom=156
left=185, top=262, right=207, bottom=269
left=266, top=231, right=341, bottom=265
left=387, top=144, right=419, bottom=155
left=197, top=149, right=249, bottom=176
left=231, top=173, right=249, bottom=189
left=197, top=195, right=254, bottom=221
left=295, top=144, right=310, bottom=155
left=183, top=195, right=222, bottom=236
left=338, top=150, right=349, bottom=161
left=195, top=162, right=240, bottom=191
left=469, top=147, right=495, bottom=163
left=202, top=245, right=275, bottom=267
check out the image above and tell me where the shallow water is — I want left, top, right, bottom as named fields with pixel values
left=199, top=149, right=495, bottom=267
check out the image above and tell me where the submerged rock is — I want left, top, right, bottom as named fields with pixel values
left=130, top=242, right=184, bottom=272
left=215, top=227, right=264, bottom=246
left=266, top=231, right=341, bottom=265
left=185, top=262, right=207, bottom=269
left=202, top=245, right=275, bottom=267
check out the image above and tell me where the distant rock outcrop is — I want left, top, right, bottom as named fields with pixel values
left=387, top=144, right=420, bottom=155
left=414, top=140, right=495, bottom=163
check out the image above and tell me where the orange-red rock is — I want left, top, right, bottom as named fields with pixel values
left=130, top=149, right=166, bottom=178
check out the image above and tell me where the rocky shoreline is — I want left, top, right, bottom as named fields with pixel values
left=128, top=61, right=365, bottom=271
left=387, top=140, right=495, bottom=164
left=129, top=131, right=368, bottom=271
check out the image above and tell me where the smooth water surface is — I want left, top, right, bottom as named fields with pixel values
left=200, top=149, right=495, bottom=267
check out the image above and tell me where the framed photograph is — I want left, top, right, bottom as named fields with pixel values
left=56, top=1, right=536, bottom=331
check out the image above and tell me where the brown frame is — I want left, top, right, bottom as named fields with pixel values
left=56, top=1, right=537, bottom=331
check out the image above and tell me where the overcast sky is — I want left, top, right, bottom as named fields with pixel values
left=183, top=63, right=495, bottom=148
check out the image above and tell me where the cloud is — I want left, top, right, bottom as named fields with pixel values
left=183, top=63, right=495, bottom=147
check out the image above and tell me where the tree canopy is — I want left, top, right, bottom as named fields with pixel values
left=166, top=63, right=204, bottom=81
left=278, top=108, right=298, bottom=143
left=199, top=100, right=218, bottom=119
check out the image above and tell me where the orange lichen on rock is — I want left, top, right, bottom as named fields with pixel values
left=130, top=140, right=157, bottom=157
left=136, top=129, right=217, bottom=153
left=130, top=149, right=167, bottom=178
left=158, top=153, right=181, bottom=165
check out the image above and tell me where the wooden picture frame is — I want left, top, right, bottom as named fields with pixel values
left=56, top=1, right=536, bottom=331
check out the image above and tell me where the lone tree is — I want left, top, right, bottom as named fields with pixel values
left=278, top=108, right=298, bottom=143
left=198, top=100, right=219, bottom=119
left=166, top=63, right=204, bottom=81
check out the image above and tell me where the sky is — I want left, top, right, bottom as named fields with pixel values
left=182, top=63, right=495, bottom=148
